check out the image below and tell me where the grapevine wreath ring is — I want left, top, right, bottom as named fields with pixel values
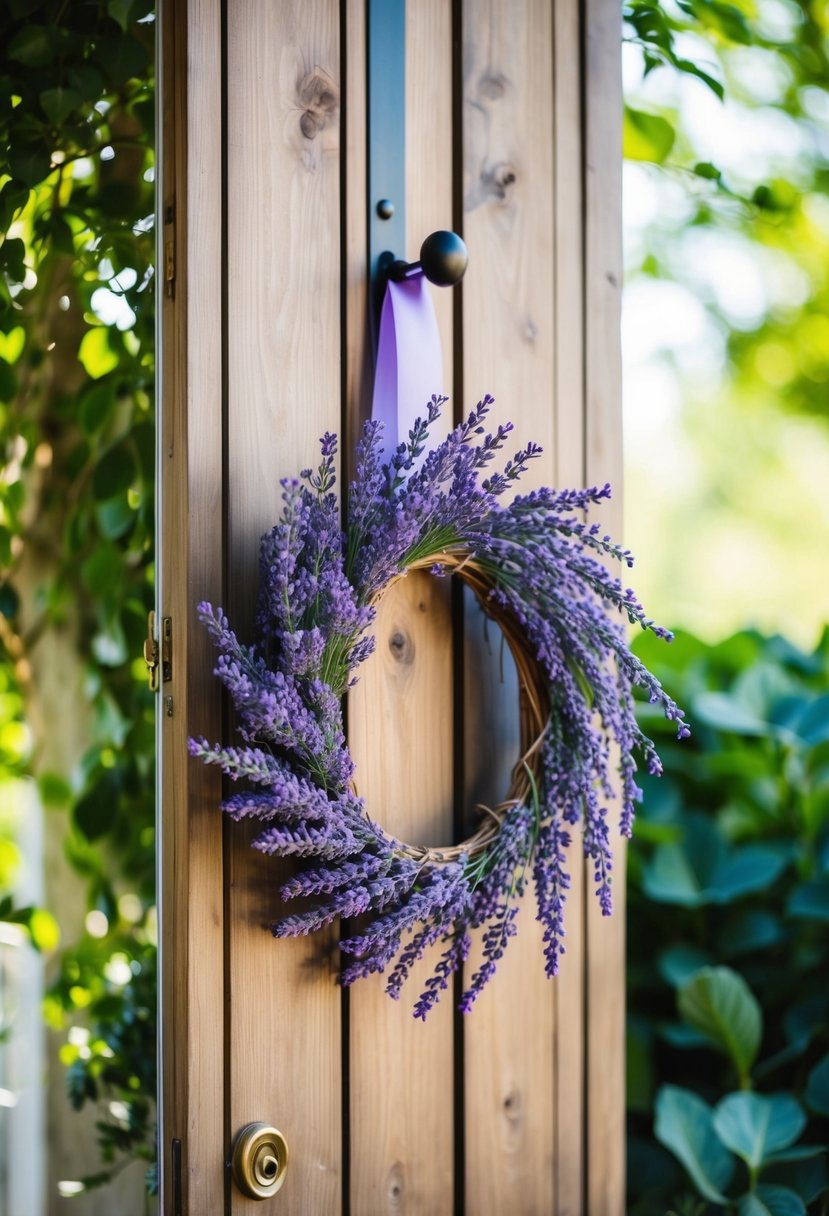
left=190, top=396, right=688, bottom=1018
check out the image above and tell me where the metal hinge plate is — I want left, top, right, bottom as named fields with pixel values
left=145, top=611, right=172, bottom=692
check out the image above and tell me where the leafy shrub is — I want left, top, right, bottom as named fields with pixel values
left=0, top=0, right=156, bottom=1192
left=628, top=628, right=829, bottom=1214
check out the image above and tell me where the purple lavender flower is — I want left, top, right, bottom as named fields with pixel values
left=189, top=396, right=688, bottom=1018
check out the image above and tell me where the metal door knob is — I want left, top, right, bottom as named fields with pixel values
left=231, top=1122, right=289, bottom=1200
left=388, top=230, right=469, bottom=287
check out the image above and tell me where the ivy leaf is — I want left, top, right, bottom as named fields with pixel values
left=738, top=1186, right=807, bottom=1216
left=678, top=967, right=762, bottom=1085
left=92, top=447, right=136, bottom=501
left=693, top=691, right=768, bottom=735
left=674, top=57, right=724, bottom=100
left=40, top=86, right=82, bottom=125
left=78, top=327, right=119, bottom=379
left=7, top=23, right=53, bottom=66
left=713, top=1094, right=806, bottom=1170
left=654, top=1085, right=735, bottom=1203
left=805, top=1054, right=829, bottom=1117
left=8, top=143, right=52, bottom=188
left=107, top=0, right=136, bottom=31
left=74, top=773, right=121, bottom=841
left=94, top=35, right=148, bottom=85
left=787, top=878, right=829, bottom=922
left=624, top=105, right=676, bottom=164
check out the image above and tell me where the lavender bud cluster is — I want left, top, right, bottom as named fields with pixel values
left=190, top=396, right=688, bottom=1016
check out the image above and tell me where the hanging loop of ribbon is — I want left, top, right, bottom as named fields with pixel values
left=370, top=230, right=468, bottom=464
left=371, top=271, right=444, bottom=466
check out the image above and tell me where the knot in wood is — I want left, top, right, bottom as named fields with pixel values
left=482, top=160, right=517, bottom=203
left=479, top=69, right=508, bottom=100
left=388, top=628, right=414, bottom=665
left=297, top=68, right=339, bottom=141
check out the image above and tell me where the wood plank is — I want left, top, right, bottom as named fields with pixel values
left=347, top=2, right=457, bottom=1212
left=460, top=2, right=557, bottom=1211
left=583, top=0, right=625, bottom=1212
left=225, top=3, right=342, bottom=1212
left=160, top=0, right=226, bottom=1211
left=552, top=0, right=587, bottom=1211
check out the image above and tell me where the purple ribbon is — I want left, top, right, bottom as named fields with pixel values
left=371, top=272, right=444, bottom=465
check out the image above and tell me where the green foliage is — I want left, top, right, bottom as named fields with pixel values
left=0, top=0, right=156, bottom=1192
left=49, top=914, right=156, bottom=1189
left=628, top=628, right=829, bottom=1214
left=624, top=0, right=829, bottom=423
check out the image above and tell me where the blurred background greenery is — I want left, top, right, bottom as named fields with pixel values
left=624, top=1, right=829, bottom=1212
left=1, top=0, right=827, bottom=1212
left=0, top=1, right=156, bottom=1210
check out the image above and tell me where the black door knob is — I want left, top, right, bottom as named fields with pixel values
left=388, top=230, right=468, bottom=287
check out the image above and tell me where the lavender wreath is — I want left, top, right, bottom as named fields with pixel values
left=189, top=395, right=688, bottom=1018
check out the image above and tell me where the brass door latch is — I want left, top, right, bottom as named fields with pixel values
left=231, top=1123, right=289, bottom=1200
left=144, top=611, right=172, bottom=692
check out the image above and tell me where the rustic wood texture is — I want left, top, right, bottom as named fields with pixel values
left=347, top=2, right=457, bottom=1211
left=162, top=0, right=624, bottom=1209
left=460, top=2, right=557, bottom=1212
left=583, top=0, right=626, bottom=1212
left=552, top=1, right=588, bottom=1212
left=225, top=3, right=343, bottom=1212
left=160, top=0, right=226, bottom=1211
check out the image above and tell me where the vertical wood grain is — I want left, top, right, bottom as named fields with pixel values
left=583, top=0, right=625, bottom=1212
left=552, top=1, right=587, bottom=1212
left=160, top=0, right=226, bottom=1211
left=225, top=3, right=343, bottom=1212
left=460, top=2, right=557, bottom=1212
left=347, top=3, right=457, bottom=1212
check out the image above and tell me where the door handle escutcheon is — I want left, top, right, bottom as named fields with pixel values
left=231, top=1122, right=289, bottom=1200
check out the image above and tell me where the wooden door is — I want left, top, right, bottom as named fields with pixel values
left=158, top=1, right=623, bottom=1212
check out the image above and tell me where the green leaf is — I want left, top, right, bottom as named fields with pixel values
left=1, top=237, right=27, bottom=281
left=40, top=86, right=81, bottom=125
left=721, top=911, right=785, bottom=957
left=738, top=1185, right=806, bottom=1216
left=78, top=327, right=119, bottom=379
left=107, top=0, right=136, bottom=30
left=693, top=691, right=768, bottom=735
left=7, top=23, right=53, bottom=66
left=27, top=907, right=60, bottom=951
left=765, top=1147, right=827, bottom=1165
left=79, top=383, right=116, bottom=435
left=81, top=542, right=123, bottom=600
left=96, top=494, right=135, bottom=540
left=74, top=774, right=120, bottom=841
left=658, top=945, right=713, bottom=987
left=707, top=847, right=787, bottom=903
left=39, top=772, right=71, bottom=808
left=678, top=967, right=762, bottom=1084
left=7, top=143, right=51, bottom=188
left=92, top=446, right=136, bottom=500
left=787, top=878, right=829, bottom=922
left=654, top=1085, right=735, bottom=1203
left=794, top=694, right=829, bottom=746
left=94, top=35, right=148, bottom=85
left=624, top=105, right=676, bottom=164
left=643, top=841, right=705, bottom=906
left=713, top=1094, right=806, bottom=1170
left=643, top=814, right=786, bottom=907
left=0, top=328, right=26, bottom=364
left=805, top=1053, right=829, bottom=1116
left=674, top=58, right=724, bottom=100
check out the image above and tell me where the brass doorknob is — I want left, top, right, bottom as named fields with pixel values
left=231, top=1123, right=289, bottom=1200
